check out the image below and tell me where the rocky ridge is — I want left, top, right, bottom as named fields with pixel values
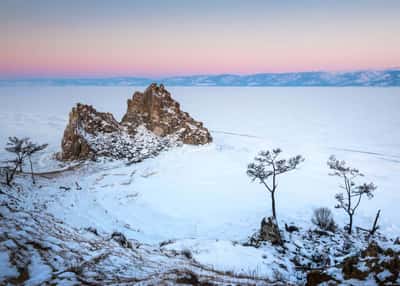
left=59, top=84, right=212, bottom=161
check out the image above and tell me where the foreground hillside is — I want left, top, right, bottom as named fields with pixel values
left=1, top=152, right=399, bottom=285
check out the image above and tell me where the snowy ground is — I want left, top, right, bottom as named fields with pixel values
left=1, top=86, right=400, bottom=282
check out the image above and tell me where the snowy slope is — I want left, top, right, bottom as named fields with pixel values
left=0, top=86, right=399, bottom=239
left=1, top=86, right=400, bottom=284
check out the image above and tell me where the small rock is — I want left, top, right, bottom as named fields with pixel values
left=306, top=270, right=336, bottom=286
left=342, top=256, right=369, bottom=280
left=111, top=232, right=132, bottom=249
left=260, top=217, right=283, bottom=245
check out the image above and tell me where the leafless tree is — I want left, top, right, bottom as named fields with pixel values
left=327, top=155, right=377, bottom=234
left=247, top=148, right=304, bottom=219
left=3, top=136, right=48, bottom=184
left=24, top=141, right=48, bottom=184
left=5, top=137, right=29, bottom=172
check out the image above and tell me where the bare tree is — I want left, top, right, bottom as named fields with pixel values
left=247, top=148, right=304, bottom=219
left=3, top=137, right=48, bottom=184
left=327, top=155, right=377, bottom=234
left=24, top=141, right=48, bottom=184
left=5, top=137, right=29, bottom=172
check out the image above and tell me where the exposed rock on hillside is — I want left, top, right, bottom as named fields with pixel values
left=121, top=83, right=212, bottom=144
left=59, top=84, right=211, bottom=161
left=259, top=217, right=283, bottom=245
left=59, top=104, right=120, bottom=160
left=341, top=241, right=400, bottom=284
left=59, top=103, right=173, bottom=162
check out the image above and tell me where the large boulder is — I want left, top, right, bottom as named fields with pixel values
left=59, top=84, right=212, bottom=161
left=121, top=83, right=212, bottom=144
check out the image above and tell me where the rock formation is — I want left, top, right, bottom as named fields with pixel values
left=59, top=104, right=120, bottom=160
left=59, top=84, right=212, bottom=161
left=259, top=217, right=283, bottom=245
left=121, top=83, right=212, bottom=144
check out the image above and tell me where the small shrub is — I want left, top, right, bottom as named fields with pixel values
left=181, top=248, right=193, bottom=259
left=311, top=207, right=336, bottom=232
left=85, top=226, right=98, bottom=236
left=111, top=231, right=132, bottom=249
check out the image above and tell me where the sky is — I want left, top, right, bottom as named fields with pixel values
left=1, top=0, right=400, bottom=78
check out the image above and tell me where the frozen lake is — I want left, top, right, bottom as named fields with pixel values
left=1, top=86, right=399, bottom=240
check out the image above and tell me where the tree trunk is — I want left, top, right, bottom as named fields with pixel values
left=370, top=209, right=380, bottom=235
left=271, top=191, right=277, bottom=219
left=28, top=156, right=35, bottom=184
left=6, top=171, right=11, bottom=186
left=18, top=155, right=23, bottom=172
left=348, top=214, right=353, bottom=234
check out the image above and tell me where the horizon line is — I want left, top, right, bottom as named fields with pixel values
left=2, top=67, right=400, bottom=81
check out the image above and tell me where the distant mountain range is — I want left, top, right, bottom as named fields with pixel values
left=1, top=70, right=400, bottom=87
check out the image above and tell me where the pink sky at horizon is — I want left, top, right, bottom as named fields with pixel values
left=1, top=1, right=400, bottom=78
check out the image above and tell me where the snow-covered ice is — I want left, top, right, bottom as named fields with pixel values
left=0, top=86, right=399, bottom=283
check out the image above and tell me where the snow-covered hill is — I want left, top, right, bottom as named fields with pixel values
left=1, top=69, right=400, bottom=86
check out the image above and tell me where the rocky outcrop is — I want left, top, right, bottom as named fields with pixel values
left=59, top=84, right=212, bottom=161
left=259, top=217, right=283, bottom=245
left=121, top=83, right=212, bottom=145
left=59, top=103, right=174, bottom=162
left=59, top=104, right=120, bottom=160
left=247, top=217, right=283, bottom=247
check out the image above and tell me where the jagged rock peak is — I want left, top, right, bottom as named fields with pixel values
left=121, top=83, right=212, bottom=145
left=70, top=103, right=121, bottom=134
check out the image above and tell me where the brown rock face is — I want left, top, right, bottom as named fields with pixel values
left=59, top=104, right=121, bottom=160
left=59, top=84, right=212, bottom=161
left=121, top=83, right=212, bottom=145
